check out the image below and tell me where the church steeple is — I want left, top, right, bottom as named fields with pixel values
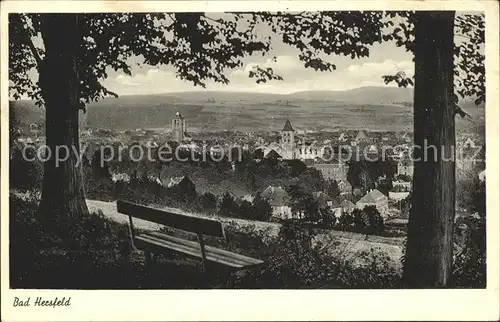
left=172, top=112, right=185, bottom=142
left=282, top=119, right=294, bottom=132
left=280, top=119, right=295, bottom=159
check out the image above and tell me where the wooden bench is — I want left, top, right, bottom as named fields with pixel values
left=117, top=200, right=264, bottom=272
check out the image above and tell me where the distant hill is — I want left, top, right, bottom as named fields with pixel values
left=285, top=86, right=414, bottom=104
left=159, top=86, right=414, bottom=104
left=10, top=86, right=484, bottom=132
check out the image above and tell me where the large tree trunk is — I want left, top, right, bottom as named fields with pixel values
left=38, top=14, right=89, bottom=222
left=402, top=11, right=456, bottom=288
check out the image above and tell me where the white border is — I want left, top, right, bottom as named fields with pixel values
left=1, top=1, right=499, bottom=321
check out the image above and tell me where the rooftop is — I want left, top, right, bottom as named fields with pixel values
left=357, top=189, right=386, bottom=204
left=260, top=186, right=290, bottom=207
left=282, top=120, right=295, bottom=132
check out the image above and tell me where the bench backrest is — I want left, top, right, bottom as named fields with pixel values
left=116, top=200, right=225, bottom=238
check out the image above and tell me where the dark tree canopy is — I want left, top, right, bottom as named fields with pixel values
left=379, top=12, right=485, bottom=107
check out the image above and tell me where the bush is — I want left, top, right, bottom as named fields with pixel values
left=197, top=192, right=217, bottom=212
left=452, top=212, right=486, bottom=288
left=9, top=146, right=43, bottom=192
left=10, top=193, right=402, bottom=289
left=9, top=194, right=129, bottom=288
left=226, top=221, right=401, bottom=289
left=335, top=206, right=385, bottom=236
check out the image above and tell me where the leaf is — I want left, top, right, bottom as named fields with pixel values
left=454, top=105, right=471, bottom=119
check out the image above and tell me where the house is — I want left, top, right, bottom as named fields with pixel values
left=397, top=156, right=414, bottom=177
left=463, top=137, right=476, bottom=149
left=355, top=129, right=369, bottom=143
left=148, top=175, right=163, bottom=185
left=389, top=191, right=410, bottom=201
left=337, top=179, right=352, bottom=195
left=179, top=141, right=199, bottom=150
left=111, top=173, right=131, bottom=183
left=145, top=141, right=159, bottom=149
left=312, top=191, right=333, bottom=209
left=242, top=194, right=254, bottom=203
left=356, top=189, right=389, bottom=216
left=388, top=185, right=411, bottom=201
left=332, top=199, right=356, bottom=217
left=81, top=129, right=92, bottom=137
left=313, top=161, right=349, bottom=182
left=163, top=176, right=186, bottom=188
left=392, top=179, right=412, bottom=190
left=297, top=141, right=323, bottom=161
left=264, top=148, right=284, bottom=161
left=259, top=186, right=295, bottom=220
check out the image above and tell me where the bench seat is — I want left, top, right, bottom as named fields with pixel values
left=117, top=199, right=265, bottom=272
left=135, top=232, right=264, bottom=269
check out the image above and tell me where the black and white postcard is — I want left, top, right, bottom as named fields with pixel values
left=1, top=0, right=499, bottom=321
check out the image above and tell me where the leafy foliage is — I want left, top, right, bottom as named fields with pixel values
left=335, top=206, right=385, bottom=236
left=9, top=13, right=276, bottom=107
left=9, top=145, right=43, bottom=192
left=453, top=209, right=486, bottom=287
left=325, top=179, right=340, bottom=200
left=380, top=12, right=485, bottom=106
left=11, top=11, right=484, bottom=108
left=197, top=192, right=217, bottom=212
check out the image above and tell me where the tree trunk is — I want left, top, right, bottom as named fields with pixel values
left=38, top=14, right=89, bottom=222
left=402, top=11, right=456, bottom=288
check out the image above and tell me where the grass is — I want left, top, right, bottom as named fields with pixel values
left=11, top=192, right=405, bottom=289
left=11, top=188, right=485, bottom=289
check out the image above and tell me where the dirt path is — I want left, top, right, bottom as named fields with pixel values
left=12, top=192, right=403, bottom=266
left=87, top=199, right=282, bottom=234
left=87, top=199, right=404, bottom=266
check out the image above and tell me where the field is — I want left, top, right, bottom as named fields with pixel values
left=11, top=86, right=485, bottom=133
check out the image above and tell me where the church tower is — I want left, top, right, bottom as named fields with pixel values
left=172, top=112, right=185, bottom=142
left=280, top=119, right=295, bottom=159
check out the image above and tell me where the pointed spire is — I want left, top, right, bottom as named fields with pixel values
left=282, top=119, right=294, bottom=132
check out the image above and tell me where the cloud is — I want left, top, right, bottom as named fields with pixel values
left=345, top=59, right=413, bottom=79
left=103, top=56, right=415, bottom=95
left=230, top=55, right=308, bottom=79
left=115, top=75, right=141, bottom=86
left=106, top=69, right=189, bottom=94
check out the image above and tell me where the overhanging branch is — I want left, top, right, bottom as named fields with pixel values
left=16, top=14, right=43, bottom=68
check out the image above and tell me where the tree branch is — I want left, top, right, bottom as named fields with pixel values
left=17, top=14, right=43, bottom=68
left=99, top=82, right=119, bottom=98
left=454, top=34, right=473, bottom=40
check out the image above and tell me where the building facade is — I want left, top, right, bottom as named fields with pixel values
left=397, top=157, right=414, bottom=177
left=172, top=112, right=186, bottom=142
left=280, top=120, right=296, bottom=160
left=313, top=162, right=349, bottom=182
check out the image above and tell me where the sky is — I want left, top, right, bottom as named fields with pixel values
left=99, top=14, right=415, bottom=95
left=22, top=12, right=484, bottom=97
left=102, top=41, right=414, bottom=95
